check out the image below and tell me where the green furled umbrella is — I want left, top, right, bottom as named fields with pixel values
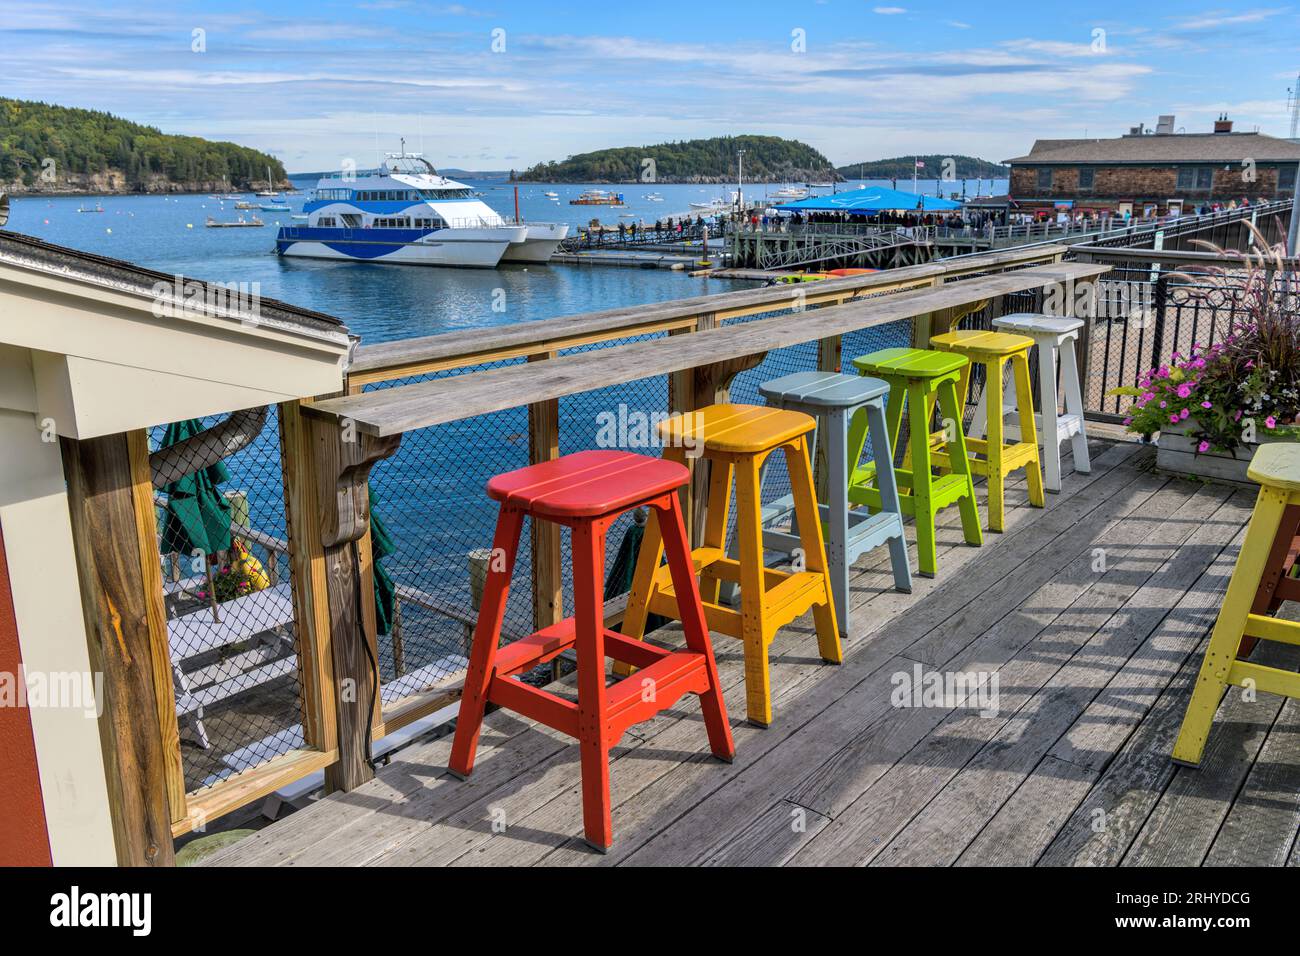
left=158, top=420, right=233, bottom=559
left=604, top=510, right=669, bottom=632
left=369, top=483, right=396, bottom=636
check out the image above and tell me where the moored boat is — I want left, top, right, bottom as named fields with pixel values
left=276, top=150, right=568, bottom=267
left=570, top=189, right=625, bottom=206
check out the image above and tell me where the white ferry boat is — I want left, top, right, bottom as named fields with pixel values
left=276, top=151, right=568, bottom=266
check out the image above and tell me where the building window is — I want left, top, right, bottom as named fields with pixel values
left=1280, top=165, right=1298, bottom=192
left=1077, top=167, right=1095, bottom=191
left=1176, top=167, right=1214, bottom=191
left=1036, top=168, right=1053, bottom=190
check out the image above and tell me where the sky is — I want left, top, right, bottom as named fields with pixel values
left=1, top=1, right=1297, bottom=173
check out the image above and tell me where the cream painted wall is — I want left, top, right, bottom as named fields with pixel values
left=0, top=345, right=116, bottom=866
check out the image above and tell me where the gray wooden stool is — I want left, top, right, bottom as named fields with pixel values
left=754, top=370, right=912, bottom=638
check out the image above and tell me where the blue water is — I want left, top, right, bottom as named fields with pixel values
left=4, top=175, right=1005, bottom=344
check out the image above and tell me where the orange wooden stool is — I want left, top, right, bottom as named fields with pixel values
left=621, top=404, right=841, bottom=727
left=448, top=449, right=734, bottom=851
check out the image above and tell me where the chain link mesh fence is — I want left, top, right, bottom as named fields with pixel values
left=148, top=405, right=302, bottom=793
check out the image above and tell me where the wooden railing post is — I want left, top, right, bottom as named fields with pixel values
left=527, top=351, right=563, bottom=632
left=61, top=431, right=176, bottom=866
left=814, top=334, right=844, bottom=499
left=299, top=411, right=401, bottom=792
left=674, top=313, right=767, bottom=542
left=280, top=400, right=338, bottom=763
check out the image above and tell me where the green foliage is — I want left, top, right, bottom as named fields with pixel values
left=834, top=155, right=1008, bottom=180
left=515, top=135, right=836, bottom=183
left=0, top=98, right=285, bottom=188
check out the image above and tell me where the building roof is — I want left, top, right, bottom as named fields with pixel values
left=0, top=228, right=351, bottom=346
left=1004, top=132, right=1300, bottom=166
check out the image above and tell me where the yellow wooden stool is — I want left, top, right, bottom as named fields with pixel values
left=928, top=329, right=1045, bottom=531
left=1173, top=444, right=1300, bottom=766
left=621, top=403, right=841, bottom=727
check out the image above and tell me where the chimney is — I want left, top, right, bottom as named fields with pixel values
left=1156, top=115, right=1175, bottom=135
left=1214, top=113, right=1233, bottom=133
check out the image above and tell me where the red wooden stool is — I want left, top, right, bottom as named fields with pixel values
left=448, top=449, right=735, bottom=850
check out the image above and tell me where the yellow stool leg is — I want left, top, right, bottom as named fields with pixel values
left=984, top=357, right=1006, bottom=532
left=936, top=377, right=984, bottom=547
left=697, top=458, right=734, bottom=605
left=618, top=491, right=667, bottom=669
left=785, top=435, right=842, bottom=664
left=1172, top=484, right=1289, bottom=765
left=909, top=380, right=940, bottom=575
left=734, top=452, right=773, bottom=726
left=1012, top=352, right=1045, bottom=508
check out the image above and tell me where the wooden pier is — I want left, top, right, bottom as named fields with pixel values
left=204, top=436, right=1300, bottom=867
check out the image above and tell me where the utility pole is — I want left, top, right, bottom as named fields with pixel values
left=1289, top=74, right=1300, bottom=140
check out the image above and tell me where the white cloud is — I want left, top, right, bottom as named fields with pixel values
left=872, top=6, right=907, bottom=14
left=1175, top=7, right=1284, bottom=30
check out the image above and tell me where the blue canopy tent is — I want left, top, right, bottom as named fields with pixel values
left=772, top=186, right=962, bottom=214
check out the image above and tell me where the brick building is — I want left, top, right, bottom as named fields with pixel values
left=1004, top=116, right=1300, bottom=218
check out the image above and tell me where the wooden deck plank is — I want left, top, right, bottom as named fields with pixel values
left=954, top=756, right=1099, bottom=866
left=1121, top=640, right=1300, bottom=867
left=618, top=458, right=1185, bottom=866
left=873, top=486, right=1236, bottom=867
left=1045, top=493, right=1255, bottom=774
left=785, top=478, right=1215, bottom=867
left=1203, top=696, right=1300, bottom=867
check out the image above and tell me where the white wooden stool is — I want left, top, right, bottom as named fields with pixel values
left=970, top=313, right=1089, bottom=493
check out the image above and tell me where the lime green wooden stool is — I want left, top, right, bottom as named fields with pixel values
left=929, top=329, right=1046, bottom=532
left=850, top=348, right=983, bottom=577
left=1172, top=443, right=1300, bottom=766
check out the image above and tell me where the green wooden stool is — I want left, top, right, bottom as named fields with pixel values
left=850, top=347, right=983, bottom=576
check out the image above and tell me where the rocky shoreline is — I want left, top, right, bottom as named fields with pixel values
left=4, top=170, right=288, bottom=197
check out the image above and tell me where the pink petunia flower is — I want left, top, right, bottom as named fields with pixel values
left=1198, top=441, right=1210, bottom=453
left=1266, top=416, right=1277, bottom=429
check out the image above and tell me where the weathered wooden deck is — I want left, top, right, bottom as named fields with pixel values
left=206, top=437, right=1300, bottom=867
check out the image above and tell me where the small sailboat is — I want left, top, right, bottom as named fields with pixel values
left=76, top=202, right=105, bottom=213
left=259, top=202, right=291, bottom=211
left=255, top=164, right=281, bottom=198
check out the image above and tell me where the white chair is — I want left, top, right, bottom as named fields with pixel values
left=970, top=313, right=1090, bottom=493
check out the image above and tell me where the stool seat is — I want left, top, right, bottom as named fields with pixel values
left=993, top=313, right=1085, bottom=336
left=853, top=347, right=966, bottom=379
left=758, top=370, right=890, bottom=407
left=930, top=329, right=1035, bottom=357
left=487, top=449, right=690, bottom=518
left=1247, top=443, right=1300, bottom=491
left=657, top=402, right=814, bottom=453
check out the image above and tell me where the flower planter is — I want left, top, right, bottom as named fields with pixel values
left=1156, top=419, right=1292, bottom=485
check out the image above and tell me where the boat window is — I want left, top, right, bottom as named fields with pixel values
left=317, top=216, right=337, bottom=227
